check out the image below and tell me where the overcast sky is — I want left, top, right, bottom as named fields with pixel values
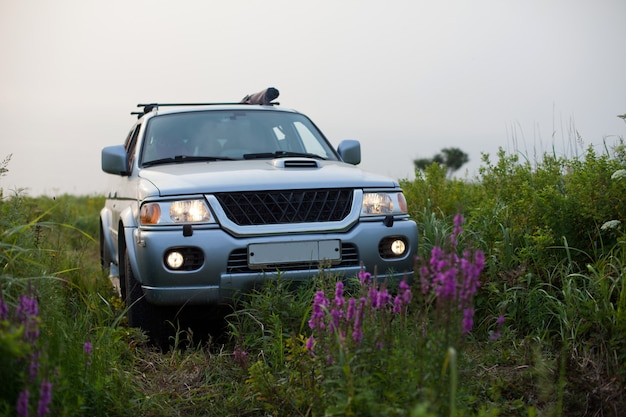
left=1, top=0, right=625, bottom=196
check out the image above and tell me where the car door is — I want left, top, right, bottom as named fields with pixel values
left=105, top=123, right=141, bottom=263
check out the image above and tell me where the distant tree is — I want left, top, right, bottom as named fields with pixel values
left=413, top=147, right=469, bottom=177
left=0, top=154, right=11, bottom=177
left=0, top=154, right=11, bottom=199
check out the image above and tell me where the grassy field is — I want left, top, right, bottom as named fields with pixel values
left=1, top=141, right=625, bottom=416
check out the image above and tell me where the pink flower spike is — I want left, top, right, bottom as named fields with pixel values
left=462, top=308, right=475, bottom=334
left=334, top=281, right=345, bottom=308
left=392, top=295, right=402, bottom=313
left=358, top=269, right=371, bottom=285
left=37, top=380, right=53, bottom=417
left=0, top=298, right=8, bottom=320
left=305, top=336, right=315, bottom=353
left=346, top=298, right=356, bottom=322
left=17, top=390, right=29, bottom=417
left=454, top=213, right=464, bottom=234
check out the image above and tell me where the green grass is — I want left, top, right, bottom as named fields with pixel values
left=1, top=139, right=625, bottom=416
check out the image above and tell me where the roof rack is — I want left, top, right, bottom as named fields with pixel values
left=131, top=87, right=280, bottom=118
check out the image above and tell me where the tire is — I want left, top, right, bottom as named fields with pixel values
left=123, top=247, right=174, bottom=350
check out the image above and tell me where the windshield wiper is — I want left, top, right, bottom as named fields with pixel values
left=243, top=151, right=326, bottom=160
left=142, top=155, right=233, bottom=167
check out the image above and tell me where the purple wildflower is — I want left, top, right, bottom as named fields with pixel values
left=233, top=348, right=249, bottom=368
left=419, top=265, right=430, bottom=295
left=83, top=341, right=93, bottom=366
left=418, top=212, right=485, bottom=336
left=399, top=280, right=412, bottom=305
left=429, top=246, right=444, bottom=273
left=308, top=291, right=329, bottom=330
left=305, top=336, right=315, bottom=353
left=459, top=258, right=481, bottom=308
left=17, top=389, right=29, bottom=417
left=29, top=351, right=40, bottom=383
left=436, top=268, right=458, bottom=300
left=16, top=295, right=39, bottom=321
left=490, top=315, right=506, bottom=340
left=330, top=308, right=343, bottom=333
left=376, top=288, right=391, bottom=308
left=351, top=298, right=366, bottom=344
left=474, top=251, right=485, bottom=276
left=451, top=213, right=464, bottom=245
left=358, top=268, right=371, bottom=285
left=368, top=286, right=379, bottom=307
left=17, top=295, right=40, bottom=344
left=392, top=294, right=403, bottom=313
left=346, top=298, right=356, bottom=322
left=0, top=296, right=8, bottom=320
left=37, top=380, right=52, bottom=417
left=334, top=281, right=345, bottom=308
left=462, top=308, right=474, bottom=334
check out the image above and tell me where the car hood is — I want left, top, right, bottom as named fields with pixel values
left=138, top=158, right=399, bottom=196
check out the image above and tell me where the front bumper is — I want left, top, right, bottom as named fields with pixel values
left=128, top=218, right=418, bottom=306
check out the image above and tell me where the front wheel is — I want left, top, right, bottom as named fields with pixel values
left=124, top=248, right=175, bottom=350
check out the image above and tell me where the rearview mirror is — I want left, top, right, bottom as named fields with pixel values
left=337, top=140, right=361, bottom=165
left=102, top=145, right=129, bottom=175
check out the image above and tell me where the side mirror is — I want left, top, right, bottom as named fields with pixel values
left=337, top=140, right=361, bottom=165
left=102, top=145, right=129, bottom=175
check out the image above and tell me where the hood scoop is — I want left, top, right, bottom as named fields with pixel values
left=273, top=158, right=320, bottom=169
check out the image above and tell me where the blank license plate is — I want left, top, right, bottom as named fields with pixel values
left=248, top=240, right=341, bottom=266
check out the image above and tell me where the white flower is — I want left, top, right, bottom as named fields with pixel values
left=600, top=220, right=621, bottom=231
left=611, top=169, right=626, bottom=181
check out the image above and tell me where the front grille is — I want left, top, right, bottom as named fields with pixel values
left=215, top=189, right=353, bottom=226
left=226, top=243, right=359, bottom=273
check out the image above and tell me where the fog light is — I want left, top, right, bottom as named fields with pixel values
left=166, top=251, right=184, bottom=269
left=378, top=236, right=409, bottom=259
left=391, top=239, right=406, bottom=255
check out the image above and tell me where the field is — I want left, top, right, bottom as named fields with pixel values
left=1, top=142, right=625, bottom=416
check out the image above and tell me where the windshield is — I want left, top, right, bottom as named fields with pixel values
left=140, top=109, right=338, bottom=165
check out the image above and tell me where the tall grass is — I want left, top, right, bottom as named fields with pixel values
left=1, top=135, right=625, bottom=415
left=0, top=193, right=141, bottom=416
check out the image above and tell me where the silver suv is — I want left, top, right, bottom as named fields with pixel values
left=100, top=88, right=417, bottom=346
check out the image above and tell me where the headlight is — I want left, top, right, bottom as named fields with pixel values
left=140, top=199, right=212, bottom=225
left=361, top=192, right=408, bottom=216
left=170, top=200, right=211, bottom=223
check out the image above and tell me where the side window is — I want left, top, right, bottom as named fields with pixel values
left=125, top=125, right=141, bottom=172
